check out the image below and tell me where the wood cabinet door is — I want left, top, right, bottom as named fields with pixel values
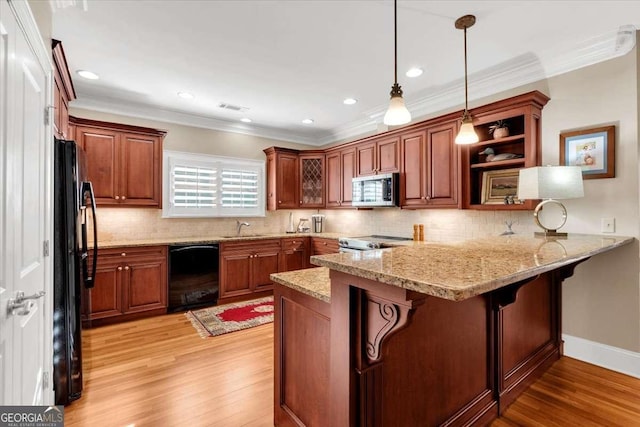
left=122, top=257, right=167, bottom=314
left=356, top=141, right=376, bottom=176
left=121, top=133, right=161, bottom=207
left=281, top=238, right=310, bottom=271
left=400, top=130, right=428, bottom=207
left=252, top=248, right=281, bottom=291
left=325, top=152, right=342, bottom=208
left=276, top=153, right=299, bottom=209
left=299, top=154, right=325, bottom=208
left=426, top=121, right=459, bottom=207
left=87, top=261, right=123, bottom=320
left=340, top=148, right=355, bottom=206
left=76, top=126, right=120, bottom=204
left=219, top=251, right=252, bottom=298
left=377, top=136, right=400, bottom=174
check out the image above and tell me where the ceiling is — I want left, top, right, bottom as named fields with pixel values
left=51, top=1, right=640, bottom=146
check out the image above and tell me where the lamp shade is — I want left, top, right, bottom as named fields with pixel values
left=383, top=94, right=411, bottom=126
left=517, top=166, right=584, bottom=200
left=455, top=119, right=479, bottom=144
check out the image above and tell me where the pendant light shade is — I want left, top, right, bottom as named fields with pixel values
left=454, top=14, right=478, bottom=145
left=383, top=0, right=411, bottom=126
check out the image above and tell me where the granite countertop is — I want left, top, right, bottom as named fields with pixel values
left=93, top=232, right=343, bottom=249
left=309, top=234, right=634, bottom=301
left=271, top=267, right=331, bottom=303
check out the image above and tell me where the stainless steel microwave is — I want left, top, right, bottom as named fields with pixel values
left=352, top=173, right=398, bottom=207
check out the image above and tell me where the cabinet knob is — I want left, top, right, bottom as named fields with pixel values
left=278, top=200, right=282, bottom=204
left=121, top=252, right=126, bottom=257
left=426, top=195, right=431, bottom=200
left=300, top=200, right=302, bottom=204
left=122, top=196, right=126, bottom=200
left=115, top=195, right=120, bottom=200
left=117, top=266, right=123, bottom=271
left=323, top=242, right=327, bottom=246
left=124, top=266, right=130, bottom=270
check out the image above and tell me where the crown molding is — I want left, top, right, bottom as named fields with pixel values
left=71, top=94, right=325, bottom=146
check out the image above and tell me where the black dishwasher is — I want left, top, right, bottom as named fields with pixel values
left=168, top=244, right=219, bottom=312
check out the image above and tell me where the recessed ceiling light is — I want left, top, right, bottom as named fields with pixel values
left=343, top=98, right=357, bottom=105
left=76, top=69, right=99, bottom=80
left=302, top=118, right=314, bottom=125
left=406, top=67, right=424, bottom=78
left=177, top=91, right=194, bottom=99
left=240, top=117, right=252, bottom=123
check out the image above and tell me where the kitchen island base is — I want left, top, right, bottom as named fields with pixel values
left=275, top=264, right=582, bottom=426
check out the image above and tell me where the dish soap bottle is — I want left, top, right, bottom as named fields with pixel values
left=286, top=212, right=296, bottom=233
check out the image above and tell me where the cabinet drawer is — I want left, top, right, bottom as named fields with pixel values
left=281, top=237, right=310, bottom=251
left=311, top=237, right=339, bottom=255
left=220, top=239, right=281, bottom=253
left=95, top=245, right=167, bottom=262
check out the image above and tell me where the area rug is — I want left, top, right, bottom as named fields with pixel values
left=185, top=296, right=274, bottom=338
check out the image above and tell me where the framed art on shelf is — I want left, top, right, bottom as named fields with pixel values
left=559, top=125, right=615, bottom=179
left=481, top=168, right=522, bottom=205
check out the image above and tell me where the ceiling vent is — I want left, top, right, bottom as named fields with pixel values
left=218, top=103, right=249, bottom=113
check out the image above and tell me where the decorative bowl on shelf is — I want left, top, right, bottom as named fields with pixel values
left=489, top=120, right=509, bottom=139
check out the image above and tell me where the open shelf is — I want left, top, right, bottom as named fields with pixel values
left=461, top=91, right=550, bottom=210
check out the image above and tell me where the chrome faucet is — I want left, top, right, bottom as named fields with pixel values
left=236, top=220, right=250, bottom=236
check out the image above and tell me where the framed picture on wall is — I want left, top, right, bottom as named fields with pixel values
left=559, top=125, right=615, bottom=179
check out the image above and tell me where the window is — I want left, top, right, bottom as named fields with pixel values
left=163, top=150, right=265, bottom=218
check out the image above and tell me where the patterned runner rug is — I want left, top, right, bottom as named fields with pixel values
left=185, top=296, right=274, bottom=338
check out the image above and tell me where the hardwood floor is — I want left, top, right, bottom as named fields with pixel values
left=66, top=313, right=640, bottom=427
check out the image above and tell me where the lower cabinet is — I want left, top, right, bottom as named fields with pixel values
left=280, top=237, right=310, bottom=271
left=310, top=237, right=340, bottom=256
left=219, top=239, right=282, bottom=303
left=84, top=245, right=167, bottom=327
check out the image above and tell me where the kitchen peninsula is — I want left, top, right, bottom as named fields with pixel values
left=271, top=234, right=633, bottom=426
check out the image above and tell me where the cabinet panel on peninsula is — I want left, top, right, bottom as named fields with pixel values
left=70, top=116, right=165, bottom=207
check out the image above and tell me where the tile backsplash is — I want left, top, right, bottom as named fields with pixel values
left=93, top=207, right=536, bottom=243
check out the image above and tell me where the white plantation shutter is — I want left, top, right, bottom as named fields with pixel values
left=163, top=150, right=265, bottom=217
left=172, top=165, right=217, bottom=207
left=221, top=169, right=259, bottom=208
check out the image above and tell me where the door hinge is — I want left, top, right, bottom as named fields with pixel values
left=43, top=371, right=49, bottom=389
left=44, top=107, right=50, bottom=126
left=43, top=240, right=50, bottom=257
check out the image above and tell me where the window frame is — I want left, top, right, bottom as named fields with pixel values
left=162, top=150, right=266, bottom=218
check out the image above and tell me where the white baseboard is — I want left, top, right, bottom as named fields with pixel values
left=562, top=334, right=640, bottom=379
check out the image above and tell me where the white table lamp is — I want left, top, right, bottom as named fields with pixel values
left=517, top=166, right=584, bottom=237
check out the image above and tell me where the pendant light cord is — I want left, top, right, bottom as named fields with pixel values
left=394, top=0, right=398, bottom=84
left=463, top=26, right=468, bottom=111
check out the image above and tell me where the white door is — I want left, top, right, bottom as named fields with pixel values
left=0, top=0, right=50, bottom=405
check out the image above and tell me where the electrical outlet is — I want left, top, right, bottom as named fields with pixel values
left=601, top=217, right=615, bottom=233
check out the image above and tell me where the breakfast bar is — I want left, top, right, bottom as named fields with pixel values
left=271, top=234, right=633, bottom=427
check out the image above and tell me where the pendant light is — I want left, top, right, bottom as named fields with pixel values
left=383, top=0, right=411, bottom=126
left=454, top=14, right=479, bottom=145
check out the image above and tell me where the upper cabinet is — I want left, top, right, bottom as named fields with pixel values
left=356, top=135, right=400, bottom=176
left=461, top=91, right=550, bottom=210
left=264, top=90, right=548, bottom=212
left=325, top=147, right=355, bottom=208
left=264, top=147, right=326, bottom=210
left=265, top=147, right=299, bottom=210
left=70, top=117, right=166, bottom=207
left=299, top=152, right=325, bottom=208
left=52, top=40, right=76, bottom=140
left=400, top=120, right=459, bottom=209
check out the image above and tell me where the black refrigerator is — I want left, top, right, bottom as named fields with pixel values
left=53, top=138, right=97, bottom=406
